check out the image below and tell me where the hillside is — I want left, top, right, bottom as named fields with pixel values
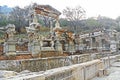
left=0, top=5, right=12, bottom=14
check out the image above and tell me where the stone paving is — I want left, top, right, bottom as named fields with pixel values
left=92, top=61, right=120, bottom=80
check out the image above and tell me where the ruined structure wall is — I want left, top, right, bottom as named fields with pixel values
left=0, top=53, right=116, bottom=72
left=0, top=54, right=91, bottom=72
left=5, top=55, right=119, bottom=80
left=44, top=60, right=101, bottom=80
left=0, top=55, right=120, bottom=80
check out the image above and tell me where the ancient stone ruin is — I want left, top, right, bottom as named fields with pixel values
left=0, top=4, right=76, bottom=60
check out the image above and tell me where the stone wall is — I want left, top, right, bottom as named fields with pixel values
left=0, top=54, right=91, bottom=72
left=0, top=53, right=116, bottom=72
left=44, top=60, right=101, bottom=80
left=101, top=55, right=117, bottom=69
left=2, top=54, right=120, bottom=80
left=4, top=60, right=100, bottom=80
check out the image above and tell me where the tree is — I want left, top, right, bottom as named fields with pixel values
left=63, top=6, right=86, bottom=33
left=115, top=16, right=120, bottom=31
left=116, top=16, right=120, bottom=27
left=9, top=6, right=29, bottom=33
left=85, top=18, right=101, bottom=30
left=97, top=16, right=117, bottom=29
left=0, top=14, right=9, bottom=26
left=59, top=18, right=68, bottom=27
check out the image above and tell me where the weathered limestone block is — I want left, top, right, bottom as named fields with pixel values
left=115, top=55, right=120, bottom=61
left=0, top=70, right=18, bottom=78
left=19, top=70, right=31, bottom=74
left=73, top=57, right=78, bottom=64
left=98, top=61, right=104, bottom=70
left=6, top=72, right=45, bottom=80
left=96, top=54, right=102, bottom=59
left=6, top=52, right=16, bottom=57
left=55, top=40, right=63, bottom=54
left=79, top=56, right=84, bottom=63
left=5, top=43, right=16, bottom=56
left=91, top=54, right=96, bottom=60
left=41, top=47, right=54, bottom=51
left=25, top=75, right=45, bottom=80
left=31, top=43, right=41, bottom=57
left=0, top=60, right=19, bottom=71
left=44, top=66, right=73, bottom=80
left=98, top=69, right=110, bottom=77
left=82, top=55, right=89, bottom=62
left=104, top=69, right=110, bottom=76
left=72, top=66, right=84, bottom=80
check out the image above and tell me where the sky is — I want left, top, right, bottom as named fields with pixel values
left=0, top=0, right=120, bottom=19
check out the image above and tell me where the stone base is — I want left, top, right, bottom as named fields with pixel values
left=41, top=47, right=54, bottom=51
